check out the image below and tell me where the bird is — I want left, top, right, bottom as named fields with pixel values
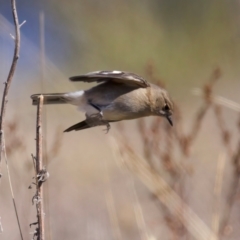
left=31, top=70, right=173, bottom=133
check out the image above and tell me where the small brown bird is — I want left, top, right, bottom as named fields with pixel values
left=31, top=70, right=173, bottom=132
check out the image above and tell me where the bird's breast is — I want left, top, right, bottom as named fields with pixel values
left=101, top=90, right=152, bottom=121
left=85, top=82, right=153, bottom=121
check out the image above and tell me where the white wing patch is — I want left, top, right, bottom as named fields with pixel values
left=126, top=75, right=137, bottom=80
left=101, top=70, right=122, bottom=75
left=85, top=70, right=123, bottom=76
left=112, top=70, right=122, bottom=74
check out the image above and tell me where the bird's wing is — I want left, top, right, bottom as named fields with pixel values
left=69, top=70, right=150, bottom=88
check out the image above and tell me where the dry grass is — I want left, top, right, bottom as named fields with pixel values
left=111, top=67, right=240, bottom=240
left=1, top=67, right=240, bottom=240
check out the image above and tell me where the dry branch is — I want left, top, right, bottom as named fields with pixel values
left=31, top=95, right=46, bottom=240
left=0, top=0, right=21, bottom=167
left=0, top=0, right=24, bottom=239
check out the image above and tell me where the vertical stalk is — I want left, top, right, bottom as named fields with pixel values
left=36, top=95, right=45, bottom=240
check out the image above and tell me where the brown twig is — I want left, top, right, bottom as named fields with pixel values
left=33, top=95, right=45, bottom=240
left=0, top=0, right=21, bottom=167
left=179, top=69, right=221, bottom=156
left=213, top=104, right=232, bottom=155
left=0, top=1, right=24, bottom=239
left=219, top=128, right=240, bottom=237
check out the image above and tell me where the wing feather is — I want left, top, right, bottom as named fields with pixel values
left=69, top=70, right=149, bottom=88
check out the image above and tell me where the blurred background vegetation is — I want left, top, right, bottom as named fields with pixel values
left=0, top=0, right=240, bottom=239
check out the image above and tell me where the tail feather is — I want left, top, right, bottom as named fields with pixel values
left=64, top=120, right=117, bottom=132
left=64, top=120, right=91, bottom=132
left=31, top=93, right=67, bottom=105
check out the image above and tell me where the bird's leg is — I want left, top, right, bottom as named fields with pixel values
left=89, top=103, right=103, bottom=119
left=88, top=103, right=111, bottom=133
left=103, top=122, right=111, bottom=134
left=86, top=117, right=111, bottom=133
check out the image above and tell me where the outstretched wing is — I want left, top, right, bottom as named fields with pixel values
left=69, top=70, right=150, bottom=88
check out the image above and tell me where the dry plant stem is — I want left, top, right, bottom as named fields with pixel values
left=130, top=180, right=151, bottom=240
left=105, top=191, right=122, bottom=240
left=2, top=134, right=24, bottom=240
left=0, top=0, right=23, bottom=239
left=188, top=103, right=210, bottom=145
left=211, top=152, right=226, bottom=239
left=36, top=95, right=45, bottom=240
left=213, top=105, right=232, bottom=155
left=174, top=69, right=220, bottom=156
left=0, top=0, right=20, bottom=167
left=111, top=136, right=218, bottom=240
left=174, top=102, right=210, bottom=157
left=219, top=176, right=239, bottom=237
left=218, top=118, right=240, bottom=237
left=103, top=155, right=122, bottom=240
left=39, top=12, right=52, bottom=240
left=219, top=142, right=240, bottom=237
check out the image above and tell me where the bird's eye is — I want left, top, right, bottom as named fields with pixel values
left=163, top=104, right=170, bottom=111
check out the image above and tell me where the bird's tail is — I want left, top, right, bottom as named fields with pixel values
left=31, top=93, right=67, bottom=105
left=64, top=120, right=91, bottom=132
left=64, top=120, right=116, bottom=132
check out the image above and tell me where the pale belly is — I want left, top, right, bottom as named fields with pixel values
left=101, top=102, right=150, bottom=121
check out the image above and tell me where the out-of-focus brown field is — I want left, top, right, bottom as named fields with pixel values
left=1, top=1, right=240, bottom=239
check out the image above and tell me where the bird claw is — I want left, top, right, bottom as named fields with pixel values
left=88, top=112, right=110, bottom=133
left=103, top=122, right=111, bottom=134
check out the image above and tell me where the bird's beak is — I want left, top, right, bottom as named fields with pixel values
left=166, top=115, right=173, bottom=126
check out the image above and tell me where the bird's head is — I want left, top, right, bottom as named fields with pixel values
left=152, top=87, right=174, bottom=126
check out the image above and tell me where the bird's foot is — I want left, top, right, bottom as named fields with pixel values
left=86, top=115, right=110, bottom=133
left=102, top=122, right=111, bottom=134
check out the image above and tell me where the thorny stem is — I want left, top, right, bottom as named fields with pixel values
left=35, top=95, right=45, bottom=240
